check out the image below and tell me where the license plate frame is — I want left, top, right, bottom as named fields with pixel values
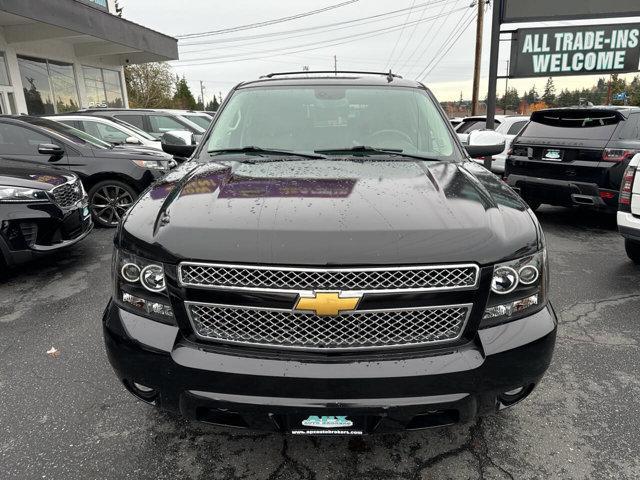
left=287, top=414, right=366, bottom=436
left=542, top=148, right=563, bottom=161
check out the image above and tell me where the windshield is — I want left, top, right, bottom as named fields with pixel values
left=112, top=118, right=156, bottom=141
left=201, top=86, right=457, bottom=161
left=184, top=114, right=212, bottom=129
left=522, top=110, right=621, bottom=140
left=30, top=119, right=111, bottom=149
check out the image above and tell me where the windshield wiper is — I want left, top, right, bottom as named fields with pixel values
left=208, top=146, right=326, bottom=159
left=315, top=146, right=437, bottom=161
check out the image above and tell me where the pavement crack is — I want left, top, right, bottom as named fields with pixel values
left=267, top=436, right=317, bottom=480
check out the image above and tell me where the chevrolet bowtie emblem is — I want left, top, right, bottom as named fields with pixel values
left=294, top=291, right=361, bottom=317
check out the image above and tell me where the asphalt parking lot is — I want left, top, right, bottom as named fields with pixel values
left=1, top=206, right=640, bottom=480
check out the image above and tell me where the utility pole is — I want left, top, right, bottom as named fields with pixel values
left=503, top=60, right=509, bottom=115
left=471, top=0, right=485, bottom=116
left=334, top=55, right=337, bottom=75
left=200, top=81, right=205, bottom=109
left=485, top=0, right=501, bottom=169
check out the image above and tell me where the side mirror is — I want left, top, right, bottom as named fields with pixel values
left=38, top=143, right=64, bottom=157
left=464, top=130, right=505, bottom=158
left=161, top=130, right=197, bottom=157
left=125, top=136, right=142, bottom=145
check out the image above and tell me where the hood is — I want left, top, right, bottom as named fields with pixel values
left=112, top=144, right=168, bottom=157
left=93, top=147, right=172, bottom=161
left=0, top=158, right=75, bottom=190
left=120, top=158, right=538, bottom=266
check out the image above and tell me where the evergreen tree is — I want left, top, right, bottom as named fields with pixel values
left=499, top=87, right=520, bottom=113
left=173, top=76, right=197, bottom=110
left=205, top=97, right=220, bottom=111
left=542, top=77, right=556, bottom=106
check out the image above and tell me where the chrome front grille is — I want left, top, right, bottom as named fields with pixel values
left=179, top=263, right=479, bottom=293
left=52, top=180, right=83, bottom=209
left=186, top=303, right=471, bottom=351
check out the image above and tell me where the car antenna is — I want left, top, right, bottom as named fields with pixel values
left=387, top=70, right=395, bottom=83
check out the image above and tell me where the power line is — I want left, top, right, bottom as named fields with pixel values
left=173, top=6, right=468, bottom=67
left=418, top=10, right=477, bottom=81
left=179, top=0, right=457, bottom=55
left=175, top=0, right=360, bottom=39
left=178, top=0, right=455, bottom=48
left=415, top=6, right=470, bottom=80
left=396, top=0, right=459, bottom=76
left=390, top=0, right=429, bottom=71
left=384, top=0, right=417, bottom=70
left=413, top=7, right=474, bottom=80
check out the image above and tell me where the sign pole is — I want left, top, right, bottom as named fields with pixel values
left=485, top=0, right=502, bottom=169
left=471, top=0, right=485, bottom=116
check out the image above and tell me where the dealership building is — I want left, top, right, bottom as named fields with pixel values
left=0, top=0, right=178, bottom=115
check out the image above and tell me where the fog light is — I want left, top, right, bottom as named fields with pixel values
left=140, top=264, right=166, bottom=292
left=504, top=387, right=524, bottom=396
left=121, top=263, right=141, bottom=283
left=483, top=294, right=539, bottom=320
left=133, top=382, right=154, bottom=393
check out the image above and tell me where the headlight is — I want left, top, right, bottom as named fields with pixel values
left=132, top=160, right=169, bottom=170
left=482, top=250, right=547, bottom=327
left=0, top=185, right=49, bottom=203
left=114, top=249, right=174, bottom=324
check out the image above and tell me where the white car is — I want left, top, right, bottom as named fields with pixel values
left=157, top=110, right=213, bottom=130
left=618, top=153, right=640, bottom=264
left=458, top=115, right=529, bottom=174
left=48, top=115, right=163, bottom=150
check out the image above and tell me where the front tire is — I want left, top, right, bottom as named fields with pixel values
left=88, top=180, right=137, bottom=228
left=625, top=239, right=640, bottom=265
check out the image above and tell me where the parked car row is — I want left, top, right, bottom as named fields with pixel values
left=454, top=106, right=640, bottom=264
left=0, top=106, right=214, bottom=269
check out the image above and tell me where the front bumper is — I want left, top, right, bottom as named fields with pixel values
left=506, top=174, right=617, bottom=210
left=0, top=202, right=93, bottom=267
left=103, top=301, right=557, bottom=434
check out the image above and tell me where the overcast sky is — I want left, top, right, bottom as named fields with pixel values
left=121, top=0, right=640, bottom=104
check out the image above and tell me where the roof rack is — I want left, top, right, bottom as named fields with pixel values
left=260, top=70, right=403, bottom=81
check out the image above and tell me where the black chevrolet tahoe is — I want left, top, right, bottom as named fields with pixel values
left=505, top=106, right=640, bottom=212
left=103, top=72, right=557, bottom=435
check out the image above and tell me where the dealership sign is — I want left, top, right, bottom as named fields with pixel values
left=509, top=24, right=640, bottom=78
left=502, top=0, right=640, bottom=23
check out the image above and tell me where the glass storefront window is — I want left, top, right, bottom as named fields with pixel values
left=83, top=66, right=106, bottom=108
left=83, top=66, right=124, bottom=108
left=49, top=60, right=80, bottom=112
left=0, top=52, right=10, bottom=86
left=17, top=56, right=55, bottom=115
left=17, top=56, right=80, bottom=115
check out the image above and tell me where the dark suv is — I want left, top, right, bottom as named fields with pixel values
left=103, top=72, right=557, bottom=435
left=505, top=107, right=640, bottom=211
left=0, top=116, right=173, bottom=227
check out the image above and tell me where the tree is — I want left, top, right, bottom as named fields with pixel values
left=499, top=87, right=520, bottom=113
left=124, top=63, right=174, bottom=108
left=523, top=85, right=539, bottom=104
left=173, top=76, right=197, bottom=110
left=542, top=77, right=556, bottom=106
left=205, top=97, right=220, bottom=111
left=630, top=75, right=640, bottom=107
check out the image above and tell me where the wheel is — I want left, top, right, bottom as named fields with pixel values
left=625, top=239, right=640, bottom=265
left=88, top=180, right=137, bottom=228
